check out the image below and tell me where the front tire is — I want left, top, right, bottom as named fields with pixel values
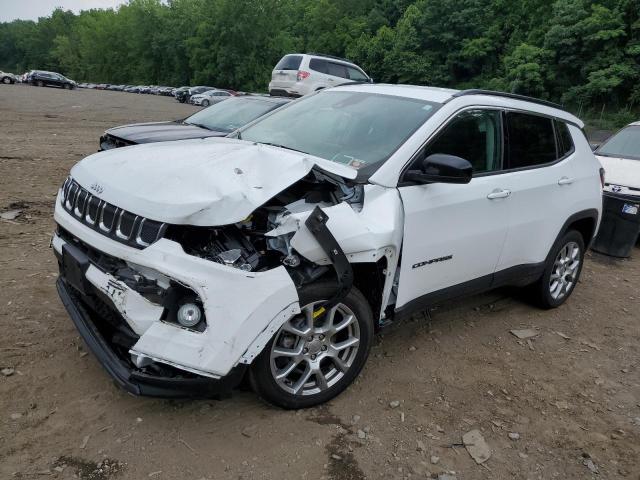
left=250, top=282, right=374, bottom=409
left=2, top=77, right=11, bottom=84
left=201, top=100, right=209, bottom=107
left=531, top=230, right=585, bottom=308
left=37, top=80, right=44, bottom=87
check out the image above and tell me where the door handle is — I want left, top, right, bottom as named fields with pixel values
left=558, top=177, right=574, bottom=186
left=487, top=189, right=511, bottom=200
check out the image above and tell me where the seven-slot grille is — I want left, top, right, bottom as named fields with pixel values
left=60, top=177, right=166, bottom=249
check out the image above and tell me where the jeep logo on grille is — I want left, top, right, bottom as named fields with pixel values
left=90, top=182, right=104, bottom=194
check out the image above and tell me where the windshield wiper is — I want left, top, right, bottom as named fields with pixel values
left=257, top=141, right=307, bottom=154
left=184, top=122, right=211, bottom=131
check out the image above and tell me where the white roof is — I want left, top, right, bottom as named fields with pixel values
left=331, top=83, right=583, bottom=128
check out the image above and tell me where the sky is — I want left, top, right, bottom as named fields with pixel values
left=0, top=0, right=128, bottom=22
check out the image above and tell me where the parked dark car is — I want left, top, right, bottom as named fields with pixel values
left=30, top=70, right=76, bottom=89
left=99, top=95, right=291, bottom=150
left=175, top=85, right=215, bottom=103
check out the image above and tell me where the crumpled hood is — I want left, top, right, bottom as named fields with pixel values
left=597, top=155, right=640, bottom=193
left=107, top=121, right=226, bottom=143
left=70, top=137, right=357, bottom=226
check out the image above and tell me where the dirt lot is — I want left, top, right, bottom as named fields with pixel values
left=1, top=85, right=639, bottom=480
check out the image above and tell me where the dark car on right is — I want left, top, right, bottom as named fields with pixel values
left=100, top=95, right=292, bottom=150
left=30, top=70, right=76, bottom=89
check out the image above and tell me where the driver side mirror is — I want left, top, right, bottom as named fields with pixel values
left=404, top=154, right=473, bottom=185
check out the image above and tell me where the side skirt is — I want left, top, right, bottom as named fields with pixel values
left=393, top=262, right=545, bottom=321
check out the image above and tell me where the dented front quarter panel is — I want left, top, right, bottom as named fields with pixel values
left=267, top=184, right=404, bottom=318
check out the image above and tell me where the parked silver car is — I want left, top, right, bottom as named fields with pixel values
left=189, top=89, right=234, bottom=107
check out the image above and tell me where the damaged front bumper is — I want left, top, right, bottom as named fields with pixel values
left=56, top=278, right=246, bottom=397
left=53, top=198, right=301, bottom=397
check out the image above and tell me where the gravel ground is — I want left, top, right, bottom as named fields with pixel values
left=1, top=84, right=639, bottom=480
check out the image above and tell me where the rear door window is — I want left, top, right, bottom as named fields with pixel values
left=505, top=112, right=557, bottom=169
left=327, top=62, right=348, bottom=79
left=309, top=58, right=328, bottom=74
left=275, top=55, right=303, bottom=71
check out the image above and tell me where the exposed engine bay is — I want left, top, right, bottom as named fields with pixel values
left=165, top=168, right=364, bottom=287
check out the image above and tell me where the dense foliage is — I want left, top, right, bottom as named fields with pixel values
left=0, top=0, right=638, bottom=111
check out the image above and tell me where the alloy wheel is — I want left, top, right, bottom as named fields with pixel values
left=549, top=241, right=581, bottom=300
left=270, top=301, right=360, bottom=396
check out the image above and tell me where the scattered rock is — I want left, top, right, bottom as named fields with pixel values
left=510, top=329, right=538, bottom=339
left=581, top=340, right=601, bottom=351
left=463, top=429, right=491, bottom=464
left=508, top=432, right=520, bottom=440
left=584, top=458, right=598, bottom=474
left=621, top=368, right=629, bottom=373
left=10, top=413, right=22, bottom=420
left=518, top=452, right=528, bottom=459
left=408, top=346, right=416, bottom=351
left=80, top=434, right=90, bottom=449
left=357, top=429, right=366, bottom=440
left=556, top=331, right=571, bottom=340
left=416, top=440, right=426, bottom=452
left=437, top=474, right=457, bottom=480
left=389, top=400, right=400, bottom=408
left=1, top=368, right=15, bottom=376
left=0, top=209, right=22, bottom=220
left=436, top=425, right=445, bottom=433
left=331, top=454, right=342, bottom=460
left=352, top=415, right=360, bottom=424
left=553, top=400, right=570, bottom=410
left=148, top=471, right=162, bottom=477
left=430, top=455, right=440, bottom=464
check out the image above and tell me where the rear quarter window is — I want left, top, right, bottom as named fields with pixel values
left=555, top=120, right=575, bottom=157
left=275, top=55, right=303, bottom=71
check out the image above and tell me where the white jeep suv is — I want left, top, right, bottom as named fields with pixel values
left=53, top=85, right=602, bottom=408
left=268, top=53, right=371, bottom=97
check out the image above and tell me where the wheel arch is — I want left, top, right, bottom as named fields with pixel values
left=558, top=209, right=599, bottom=251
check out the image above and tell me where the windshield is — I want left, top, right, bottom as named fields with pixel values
left=597, top=125, right=640, bottom=160
left=185, top=97, right=283, bottom=133
left=241, top=91, right=439, bottom=171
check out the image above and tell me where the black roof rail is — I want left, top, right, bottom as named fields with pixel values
left=450, top=89, right=564, bottom=111
left=306, top=52, right=354, bottom=64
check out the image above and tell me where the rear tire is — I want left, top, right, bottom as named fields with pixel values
left=531, top=230, right=585, bottom=309
left=250, top=282, right=374, bottom=409
left=37, top=80, right=44, bottom=87
left=2, top=77, right=11, bottom=84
